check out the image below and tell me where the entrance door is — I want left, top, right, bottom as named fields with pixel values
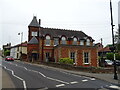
left=45, top=52, right=50, bottom=62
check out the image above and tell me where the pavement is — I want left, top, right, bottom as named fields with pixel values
left=2, top=60, right=120, bottom=88
left=2, top=68, right=15, bottom=88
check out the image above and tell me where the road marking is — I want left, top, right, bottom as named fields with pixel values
left=70, top=81, right=78, bottom=84
left=4, top=61, right=70, bottom=85
left=24, top=67, right=27, bottom=70
left=90, top=78, right=95, bottom=80
left=82, top=79, right=88, bottom=82
left=3, top=66, right=27, bottom=90
left=109, top=85, right=120, bottom=89
left=56, top=84, right=65, bottom=87
left=46, top=77, right=69, bottom=84
left=39, top=72, right=46, bottom=77
left=31, top=70, right=39, bottom=73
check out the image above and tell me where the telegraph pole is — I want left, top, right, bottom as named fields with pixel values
left=18, top=32, right=23, bottom=61
left=110, top=0, right=118, bottom=80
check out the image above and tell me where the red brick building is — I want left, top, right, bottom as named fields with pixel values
left=27, top=16, right=98, bottom=67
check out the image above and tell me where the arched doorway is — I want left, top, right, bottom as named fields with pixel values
left=31, top=50, right=38, bottom=62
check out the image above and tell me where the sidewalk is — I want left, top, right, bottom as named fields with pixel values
left=2, top=69, right=15, bottom=88
left=24, top=61, right=119, bottom=85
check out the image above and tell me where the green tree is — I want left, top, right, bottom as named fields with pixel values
left=106, top=53, right=120, bottom=60
left=106, top=53, right=114, bottom=60
left=4, top=50, right=10, bottom=56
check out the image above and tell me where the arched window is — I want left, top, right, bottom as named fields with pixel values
left=61, top=36, right=66, bottom=44
left=73, top=37, right=77, bottom=45
left=86, top=39, right=90, bottom=46
left=45, top=35, right=51, bottom=46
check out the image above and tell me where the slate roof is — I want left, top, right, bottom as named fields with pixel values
left=28, top=16, right=40, bottom=27
left=39, top=27, right=94, bottom=41
left=28, top=36, right=38, bottom=44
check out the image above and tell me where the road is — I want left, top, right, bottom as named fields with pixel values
left=0, top=59, right=119, bottom=90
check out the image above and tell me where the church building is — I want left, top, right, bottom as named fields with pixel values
left=27, top=16, right=98, bottom=67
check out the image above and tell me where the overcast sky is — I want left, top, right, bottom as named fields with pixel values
left=0, top=0, right=119, bottom=49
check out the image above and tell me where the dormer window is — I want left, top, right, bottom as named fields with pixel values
left=73, top=37, right=77, bottom=45
left=80, top=40, right=84, bottom=45
left=54, top=38, right=59, bottom=46
left=86, top=39, right=90, bottom=46
left=61, top=36, right=66, bottom=44
left=32, top=31, right=37, bottom=36
left=45, top=35, right=51, bottom=46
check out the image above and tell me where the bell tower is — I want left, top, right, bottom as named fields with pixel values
left=28, top=16, right=40, bottom=41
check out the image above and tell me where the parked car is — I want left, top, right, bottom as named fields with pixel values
left=112, top=60, right=120, bottom=66
left=104, top=59, right=113, bottom=67
left=5, top=56, right=14, bottom=61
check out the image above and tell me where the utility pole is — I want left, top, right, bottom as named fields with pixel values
left=18, top=32, right=23, bottom=61
left=110, top=0, right=118, bottom=80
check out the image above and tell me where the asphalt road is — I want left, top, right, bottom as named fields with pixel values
left=0, top=59, right=119, bottom=90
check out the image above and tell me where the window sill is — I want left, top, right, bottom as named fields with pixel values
left=46, top=45, right=50, bottom=46
left=84, top=63, right=89, bottom=65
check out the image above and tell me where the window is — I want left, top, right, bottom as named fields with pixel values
left=45, top=35, right=51, bottom=46
left=86, top=39, right=90, bottom=46
left=61, top=36, right=66, bottom=44
left=84, top=52, right=89, bottom=64
left=70, top=52, right=75, bottom=63
left=32, top=31, right=37, bottom=36
left=73, top=37, right=77, bottom=45
left=54, top=38, right=59, bottom=46
left=80, top=40, right=84, bottom=45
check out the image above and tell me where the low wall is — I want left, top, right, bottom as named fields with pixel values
left=41, top=62, right=114, bottom=73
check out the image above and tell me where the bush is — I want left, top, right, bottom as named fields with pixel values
left=59, top=58, right=73, bottom=65
left=106, top=53, right=120, bottom=60
left=106, top=53, right=114, bottom=60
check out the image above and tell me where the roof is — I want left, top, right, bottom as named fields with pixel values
left=28, top=16, right=39, bottom=27
left=39, top=27, right=94, bottom=41
left=99, top=46, right=111, bottom=52
left=28, top=36, right=38, bottom=44
left=10, top=42, right=27, bottom=48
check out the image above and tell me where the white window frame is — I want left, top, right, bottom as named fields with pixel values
left=32, top=31, right=37, bottom=36
left=86, top=39, right=90, bottom=46
left=80, top=40, right=84, bottom=45
left=61, top=37, right=66, bottom=44
left=54, top=38, right=59, bottom=46
left=83, top=52, right=90, bottom=64
left=70, top=52, right=76, bottom=63
left=73, top=37, right=77, bottom=45
left=45, top=35, right=51, bottom=46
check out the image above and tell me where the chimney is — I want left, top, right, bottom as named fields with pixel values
left=39, top=19, right=41, bottom=26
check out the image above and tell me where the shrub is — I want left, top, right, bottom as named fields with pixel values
left=106, top=53, right=120, bottom=60
left=59, top=58, right=73, bottom=65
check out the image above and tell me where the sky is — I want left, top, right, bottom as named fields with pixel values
left=0, top=0, right=119, bottom=49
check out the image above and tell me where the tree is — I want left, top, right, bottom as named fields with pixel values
left=4, top=50, right=10, bottom=56
left=106, top=53, right=120, bottom=60
left=114, top=30, right=120, bottom=52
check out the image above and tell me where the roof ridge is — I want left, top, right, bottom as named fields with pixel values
left=42, top=27, right=82, bottom=32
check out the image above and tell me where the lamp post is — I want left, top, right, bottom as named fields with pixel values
left=110, top=0, right=118, bottom=80
left=18, top=32, right=23, bottom=61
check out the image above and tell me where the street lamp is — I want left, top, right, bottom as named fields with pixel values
left=18, top=32, right=23, bottom=61
left=110, top=0, right=118, bottom=80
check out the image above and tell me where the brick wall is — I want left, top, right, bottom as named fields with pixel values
left=54, top=45, right=98, bottom=67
